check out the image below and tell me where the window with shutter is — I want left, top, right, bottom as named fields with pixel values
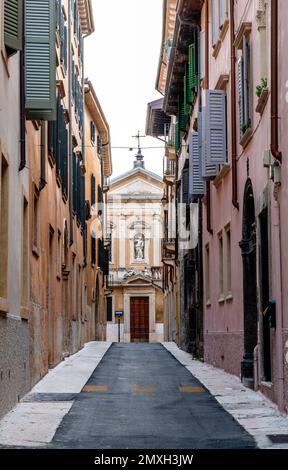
left=80, top=172, right=85, bottom=226
left=48, top=120, right=57, bottom=160
left=106, top=297, right=112, bottom=322
left=103, top=248, right=110, bottom=276
left=219, top=0, right=228, bottom=28
left=188, top=43, right=197, bottom=90
left=59, top=8, right=64, bottom=62
left=4, top=0, right=22, bottom=56
left=98, top=238, right=104, bottom=269
left=182, top=168, right=190, bottom=205
left=91, top=235, right=96, bottom=265
left=63, top=24, right=68, bottom=73
left=242, top=35, right=251, bottom=130
left=60, top=124, right=68, bottom=196
left=211, top=0, right=220, bottom=47
left=72, top=152, right=77, bottom=213
left=91, top=174, right=96, bottom=206
left=90, top=122, right=96, bottom=144
left=183, top=74, right=190, bottom=115
left=175, top=121, right=180, bottom=152
left=76, top=158, right=81, bottom=222
left=237, top=34, right=252, bottom=139
left=25, top=0, right=56, bottom=120
left=200, top=31, right=205, bottom=81
left=189, top=132, right=205, bottom=197
left=205, top=89, right=227, bottom=165
left=199, top=109, right=217, bottom=179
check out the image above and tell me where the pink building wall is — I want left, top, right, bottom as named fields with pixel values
left=201, top=0, right=286, bottom=409
left=277, top=0, right=288, bottom=411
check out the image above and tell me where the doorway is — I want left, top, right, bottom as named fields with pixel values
left=130, top=297, right=149, bottom=343
left=239, top=180, right=258, bottom=389
left=259, top=208, right=271, bottom=382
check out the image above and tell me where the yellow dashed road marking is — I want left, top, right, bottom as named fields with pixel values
left=179, top=386, right=206, bottom=393
left=131, top=386, right=156, bottom=394
left=82, top=385, right=108, bottom=392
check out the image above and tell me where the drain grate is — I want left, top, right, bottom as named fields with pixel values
left=267, top=434, right=288, bottom=444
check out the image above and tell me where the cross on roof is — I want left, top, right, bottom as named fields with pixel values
left=132, top=131, right=146, bottom=151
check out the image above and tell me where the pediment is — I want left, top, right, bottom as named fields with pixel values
left=124, top=274, right=152, bottom=285
left=110, top=178, right=162, bottom=196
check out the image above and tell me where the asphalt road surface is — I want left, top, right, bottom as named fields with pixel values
left=51, top=343, right=256, bottom=449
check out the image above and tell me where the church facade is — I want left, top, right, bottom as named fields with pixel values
left=106, top=149, right=164, bottom=343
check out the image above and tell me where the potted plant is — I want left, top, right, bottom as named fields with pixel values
left=256, top=77, right=268, bottom=98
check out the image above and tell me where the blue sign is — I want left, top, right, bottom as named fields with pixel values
left=115, top=310, right=124, bottom=317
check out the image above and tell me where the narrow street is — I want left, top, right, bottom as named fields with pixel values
left=1, top=341, right=287, bottom=451
left=2, top=0, right=288, bottom=461
left=50, top=343, right=255, bottom=449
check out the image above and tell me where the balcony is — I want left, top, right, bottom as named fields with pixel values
left=162, top=239, right=176, bottom=266
left=103, top=232, right=112, bottom=248
left=165, top=144, right=176, bottom=161
left=163, top=158, right=176, bottom=186
left=163, top=239, right=176, bottom=254
left=165, top=122, right=177, bottom=161
left=103, top=176, right=110, bottom=193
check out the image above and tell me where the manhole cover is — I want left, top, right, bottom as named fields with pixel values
left=267, top=435, right=288, bottom=444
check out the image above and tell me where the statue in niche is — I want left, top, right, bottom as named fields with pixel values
left=134, top=233, right=145, bottom=260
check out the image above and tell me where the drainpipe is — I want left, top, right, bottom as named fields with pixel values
left=204, top=0, right=213, bottom=234
left=39, top=121, right=47, bottom=191
left=19, top=3, right=26, bottom=172
left=271, top=0, right=284, bottom=412
left=270, top=0, right=282, bottom=162
left=230, top=0, right=239, bottom=209
left=273, top=194, right=284, bottom=412
left=205, top=0, right=209, bottom=90
left=69, top=0, right=74, bottom=246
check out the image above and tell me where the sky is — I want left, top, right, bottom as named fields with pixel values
left=85, top=0, right=164, bottom=178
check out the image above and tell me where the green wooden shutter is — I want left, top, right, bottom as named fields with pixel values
left=183, top=74, right=189, bottom=115
left=72, top=153, right=77, bottom=213
left=25, top=0, right=56, bottom=121
left=189, top=43, right=197, bottom=90
left=175, top=121, right=180, bottom=152
left=182, top=168, right=190, bottom=205
left=4, top=0, right=22, bottom=54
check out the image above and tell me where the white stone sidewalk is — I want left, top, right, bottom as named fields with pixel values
left=0, top=342, right=111, bottom=448
left=162, top=342, right=288, bottom=449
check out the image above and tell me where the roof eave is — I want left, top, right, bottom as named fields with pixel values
left=84, top=80, right=113, bottom=177
left=78, top=0, right=95, bottom=37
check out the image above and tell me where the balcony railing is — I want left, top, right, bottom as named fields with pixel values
left=103, top=176, right=110, bottom=193
left=162, top=239, right=176, bottom=265
left=163, top=157, right=176, bottom=185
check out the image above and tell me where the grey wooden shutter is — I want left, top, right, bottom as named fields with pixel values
left=238, top=57, right=244, bottom=134
left=200, top=30, right=205, bottom=81
left=243, top=35, right=251, bottom=127
left=25, top=0, right=56, bottom=121
left=200, top=109, right=217, bottom=179
left=4, top=0, right=22, bottom=53
left=206, top=89, right=227, bottom=164
left=63, top=24, right=68, bottom=72
left=219, top=0, right=228, bottom=27
left=189, top=132, right=205, bottom=197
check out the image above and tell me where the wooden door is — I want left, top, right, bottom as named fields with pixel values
left=130, top=297, right=149, bottom=343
